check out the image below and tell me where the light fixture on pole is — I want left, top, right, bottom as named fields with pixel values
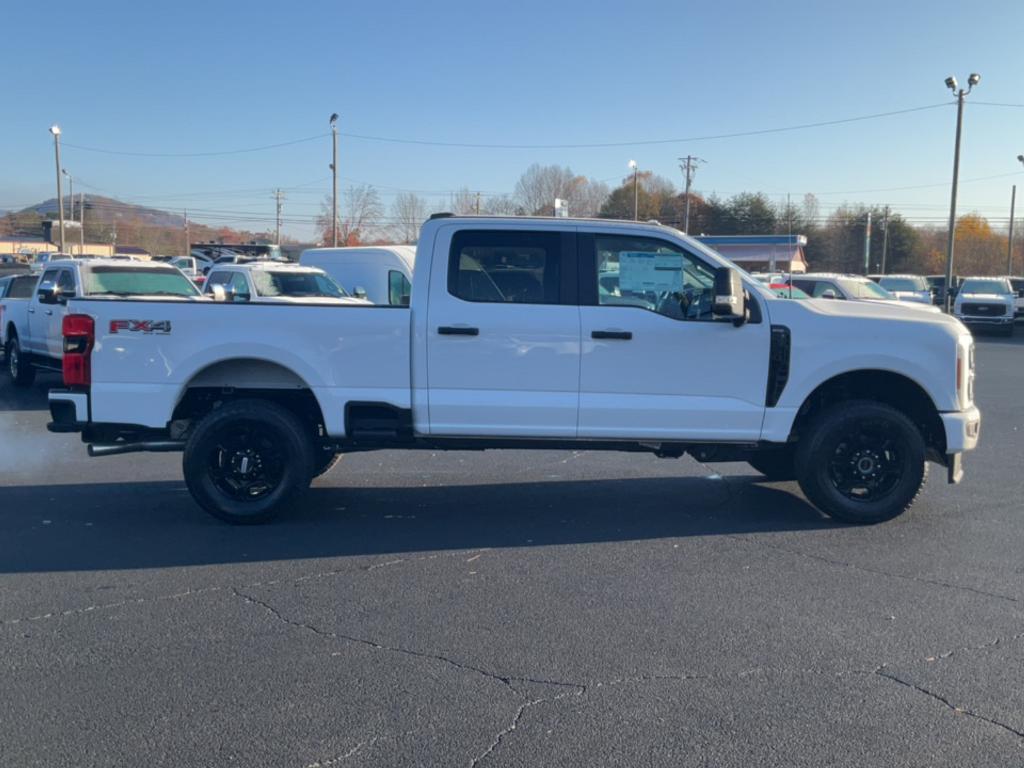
left=628, top=160, right=638, bottom=221
left=942, top=72, right=980, bottom=311
left=329, top=113, right=339, bottom=247
left=49, top=125, right=65, bottom=253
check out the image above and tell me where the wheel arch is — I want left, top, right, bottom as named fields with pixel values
left=788, top=368, right=947, bottom=459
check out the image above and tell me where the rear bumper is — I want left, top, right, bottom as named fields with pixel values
left=940, top=406, right=981, bottom=484
left=47, top=389, right=88, bottom=433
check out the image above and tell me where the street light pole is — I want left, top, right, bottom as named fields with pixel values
left=62, top=169, right=73, bottom=253
left=1011, top=155, right=1024, bottom=275
left=942, top=73, right=980, bottom=311
left=329, top=113, right=339, bottom=247
left=49, top=125, right=65, bottom=253
left=628, top=160, right=638, bottom=221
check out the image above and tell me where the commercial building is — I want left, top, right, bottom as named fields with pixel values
left=695, top=234, right=808, bottom=274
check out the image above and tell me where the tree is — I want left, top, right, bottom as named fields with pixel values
left=709, top=192, right=778, bottom=235
left=598, top=172, right=675, bottom=221
left=317, top=185, right=383, bottom=246
left=514, top=164, right=579, bottom=215
left=483, top=194, right=522, bottom=216
left=390, top=192, right=427, bottom=244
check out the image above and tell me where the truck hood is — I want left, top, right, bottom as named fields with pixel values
left=863, top=299, right=942, bottom=314
left=773, top=296, right=965, bottom=334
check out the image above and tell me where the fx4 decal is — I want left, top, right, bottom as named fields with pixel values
left=109, top=320, right=172, bottom=334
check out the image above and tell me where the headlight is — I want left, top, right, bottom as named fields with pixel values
left=957, top=337, right=975, bottom=408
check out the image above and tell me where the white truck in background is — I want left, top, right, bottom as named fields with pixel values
left=48, top=216, right=980, bottom=526
left=2, top=259, right=202, bottom=385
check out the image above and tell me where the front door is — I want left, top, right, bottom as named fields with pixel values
left=425, top=227, right=580, bottom=437
left=47, top=268, right=76, bottom=359
left=578, top=232, right=770, bottom=441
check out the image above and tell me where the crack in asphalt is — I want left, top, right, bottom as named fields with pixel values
left=875, top=668, right=1024, bottom=740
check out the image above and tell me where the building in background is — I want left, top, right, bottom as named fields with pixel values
left=695, top=234, right=808, bottom=274
left=0, top=236, right=114, bottom=260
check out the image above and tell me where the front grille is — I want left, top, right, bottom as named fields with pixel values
left=962, top=302, right=1008, bottom=317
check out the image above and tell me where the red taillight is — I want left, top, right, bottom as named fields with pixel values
left=62, top=313, right=94, bottom=387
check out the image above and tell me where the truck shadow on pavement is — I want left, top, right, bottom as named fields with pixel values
left=0, top=475, right=831, bottom=573
left=0, top=374, right=59, bottom=412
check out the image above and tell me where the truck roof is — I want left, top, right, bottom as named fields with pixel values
left=209, top=262, right=327, bottom=274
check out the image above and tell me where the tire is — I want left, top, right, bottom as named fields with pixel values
left=312, top=451, right=343, bottom=479
left=747, top=445, right=797, bottom=481
left=795, top=400, right=927, bottom=525
left=6, top=337, right=36, bottom=387
left=183, top=399, right=315, bottom=524
left=1001, top=324, right=1015, bottom=337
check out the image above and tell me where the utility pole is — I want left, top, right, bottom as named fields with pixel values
left=475, top=191, right=481, bottom=215
left=273, top=189, right=285, bottom=245
left=329, top=113, right=339, bottom=247
left=677, top=155, right=705, bottom=234
left=49, top=125, right=65, bottom=253
left=1009, top=185, right=1017, bottom=275
left=79, top=192, right=85, bottom=252
left=183, top=209, right=190, bottom=257
left=943, top=73, right=981, bottom=311
left=628, top=160, right=638, bottom=221
left=880, top=206, right=890, bottom=275
left=863, top=211, right=872, bottom=275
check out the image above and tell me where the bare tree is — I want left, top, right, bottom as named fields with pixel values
left=569, top=178, right=611, bottom=218
left=514, top=164, right=579, bottom=215
left=450, top=187, right=479, bottom=215
left=483, top=194, right=522, bottom=216
left=390, top=191, right=427, bottom=243
left=340, top=185, right=383, bottom=245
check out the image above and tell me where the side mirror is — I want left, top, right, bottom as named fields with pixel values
left=712, top=267, right=746, bottom=325
left=353, top=286, right=368, bottom=300
left=37, top=283, right=59, bottom=305
left=210, top=284, right=228, bottom=302
left=820, top=289, right=838, bottom=300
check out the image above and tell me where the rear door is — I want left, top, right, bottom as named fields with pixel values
left=26, top=268, right=60, bottom=355
left=425, top=226, right=580, bottom=437
left=577, top=232, right=771, bottom=441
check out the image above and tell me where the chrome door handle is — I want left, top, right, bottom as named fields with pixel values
left=44, top=309, right=53, bottom=316
left=28, top=307, right=35, bottom=314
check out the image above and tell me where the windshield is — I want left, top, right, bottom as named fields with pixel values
left=83, top=267, right=201, bottom=297
left=960, top=278, right=1011, bottom=294
left=879, top=276, right=927, bottom=292
left=770, top=285, right=809, bottom=299
left=250, top=270, right=347, bottom=298
left=838, top=278, right=893, bottom=300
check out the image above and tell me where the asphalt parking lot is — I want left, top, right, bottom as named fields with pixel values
left=2, top=334, right=1023, bottom=767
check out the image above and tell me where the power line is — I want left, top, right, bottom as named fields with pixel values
left=62, top=133, right=330, bottom=158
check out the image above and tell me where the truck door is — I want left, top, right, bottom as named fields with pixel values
left=26, top=268, right=60, bottom=356
left=577, top=232, right=770, bottom=441
left=46, top=268, right=76, bottom=358
left=425, top=227, right=580, bottom=437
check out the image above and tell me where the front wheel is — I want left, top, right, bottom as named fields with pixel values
left=183, top=399, right=315, bottom=524
left=7, top=338, right=35, bottom=387
left=795, top=401, right=927, bottom=525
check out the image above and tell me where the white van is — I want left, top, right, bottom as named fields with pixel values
left=300, top=246, right=414, bottom=306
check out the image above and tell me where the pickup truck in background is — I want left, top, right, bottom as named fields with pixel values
left=3, top=258, right=203, bottom=385
left=953, top=276, right=1017, bottom=336
left=48, top=216, right=980, bottom=526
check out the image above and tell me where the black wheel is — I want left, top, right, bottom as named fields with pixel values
left=312, top=451, right=343, bottom=479
left=7, top=337, right=35, bottom=387
left=183, top=399, right=314, bottom=524
left=795, top=400, right=927, bottom=525
left=747, top=445, right=797, bottom=481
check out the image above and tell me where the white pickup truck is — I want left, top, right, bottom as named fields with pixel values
left=48, top=216, right=980, bottom=526
left=2, top=258, right=202, bottom=385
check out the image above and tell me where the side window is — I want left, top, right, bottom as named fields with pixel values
left=204, top=271, right=230, bottom=292
left=388, top=270, right=411, bottom=306
left=448, top=230, right=563, bottom=305
left=10, top=277, right=37, bottom=299
left=229, top=273, right=251, bottom=300
left=58, top=269, right=76, bottom=295
left=811, top=281, right=842, bottom=299
left=593, top=235, right=717, bottom=321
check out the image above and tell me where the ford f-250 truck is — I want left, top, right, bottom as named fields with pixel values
left=47, top=216, right=981, bottom=525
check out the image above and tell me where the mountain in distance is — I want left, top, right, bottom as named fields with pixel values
left=24, top=195, right=185, bottom=228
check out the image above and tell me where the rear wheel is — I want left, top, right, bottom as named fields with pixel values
left=183, top=399, right=314, bottom=524
left=747, top=445, right=797, bottom=481
left=7, top=337, right=35, bottom=387
left=796, top=400, right=926, bottom=525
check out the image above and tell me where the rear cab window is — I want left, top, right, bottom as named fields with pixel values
left=448, top=230, right=570, bottom=305
left=83, top=267, right=200, bottom=298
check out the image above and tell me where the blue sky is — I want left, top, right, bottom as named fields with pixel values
left=2, top=0, right=1023, bottom=240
